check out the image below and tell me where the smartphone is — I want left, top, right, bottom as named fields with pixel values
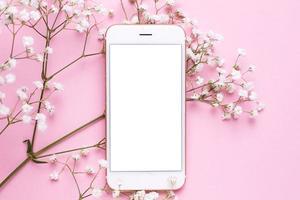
left=106, top=25, right=185, bottom=190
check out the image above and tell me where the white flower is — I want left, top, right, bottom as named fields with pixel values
left=195, top=63, right=204, bottom=71
left=123, top=20, right=131, bottom=24
left=211, top=102, right=219, bottom=107
left=216, top=58, right=225, bottom=67
left=82, top=10, right=92, bottom=16
left=221, top=112, right=231, bottom=120
left=16, top=87, right=28, bottom=101
left=242, top=82, right=254, bottom=91
left=69, top=0, right=84, bottom=5
left=22, top=115, right=31, bottom=124
left=52, top=82, right=64, bottom=91
left=20, top=0, right=29, bottom=6
left=0, top=91, right=6, bottom=100
left=94, top=4, right=107, bottom=15
left=185, top=36, right=192, bottom=44
left=98, top=159, right=108, bottom=168
left=72, top=153, right=81, bottom=161
left=134, top=191, right=146, bottom=199
left=216, top=67, right=226, bottom=74
left=29, top=0, right=39, bottom=8
left=225, top=103, right=234, bottom=112
left=233, top=106, right=243, bottom=116
left=213, top=33, right=224, bottom=42
left=182, top=17, right=192, bottom=25
left=3, top=58, right=17, bottom=70
left=80, top=148, right=89, bottom=156
left=196, top=76, right=204, bottom=85
left=207, top=30, right=224, bottom=42
left=112, top=190, right=120, bottom=198
left=151, top=14, right=169, bottom=23
left=97, top=29, right=106, bottom=40
left=238, top=89, right=248, bottom=98
left=0, top=104, right=10, bottom=116
left=29, top=11, right=40, bottom=21
left=5, top=73, right=16, bottom=83
left=44, top=101, right=55, bottom=114
left=191, top=28, right=202, bottom=37
left=49, top=154, right=57, bottom=164
left=138, top=3, right=148, bottom=11
left=62, top=5, right=73, bottom=15
left=250, top=110, right=258, bottom=118
left=5, top=6, right=18, bottom=16
left=76, top=18, right=90, bottom=32
left=190, top=93, right=200, bottom=100
left=85, top=166, right=95, bottom=175
left=216, top=75, right=226, bottom=87
left=22, top=36, right=34, bottom=47
left=237, top=48, right=246, bottom=56
left=33, top=81, right=43, bottom=89
left=130, top=15, right=139, bottom=24
left=216, top=93, right=224, bottom=102
left=257, top=102, right=265, bottom=112
left=231, top=69, right=241, bottom=80
left=159, top=14, right=170, bottom=24
left=49, top=171, right=59, bottom=181
left=207, top=57, right=215, bottom=66
left=248, top=91, right=257, bottom=101
left=144, top=192, right=159, bottom=200
left=35, top=113, right=46, bottom=122
left=37, top=121, right=47, bottom=132
left=22, top=103, right=33, bottom=113
left=34, top=54, right=43, bottom=62
left=19, top=9, right=30, bottom=22
left=248, top=64, right=256, bottom=72
left=44, top=46, right=53, bottom=54
left=8, top=58, right=17, bottom=68
left=166, top=0, right=176, bottom=6
left=91, top=187, right=103, bottom=198
left=26, top=47, right=34, bottom=54
left=186, top=48, right=194, bottom=59
left=141, top=11, right=149, bottom=20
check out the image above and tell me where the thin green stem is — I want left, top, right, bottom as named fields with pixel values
left=36, top=139, right=105, bottom=159
left=0, top=158, right=30, bottom=189
left=35, top=114, right=105, bottom=156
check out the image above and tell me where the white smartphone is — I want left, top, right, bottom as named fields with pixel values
left=106, top=25, right=185, bottom=191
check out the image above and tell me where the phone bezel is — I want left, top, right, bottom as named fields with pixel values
left=105, top=25, right=186, bottom=191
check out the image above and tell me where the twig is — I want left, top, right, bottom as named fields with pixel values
left=0, top=114, right=105, bottom=189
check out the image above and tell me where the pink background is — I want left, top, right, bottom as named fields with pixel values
left=1, top=0, right=300, bottom=199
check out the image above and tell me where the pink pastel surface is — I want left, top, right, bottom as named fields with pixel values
left=1, top=0, right=300, bottom=199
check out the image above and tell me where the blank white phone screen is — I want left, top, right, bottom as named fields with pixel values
left=109, top=44, right=182, bottom=171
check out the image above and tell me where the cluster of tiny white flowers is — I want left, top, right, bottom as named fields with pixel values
left=49, top=171, right=59, bottom=181
left=119, top=0, right=264, bottom=120
left=45, top=0, right=114, bottom=33
left=0, top=75, right=63, bottom=131
left=184, top=26, right=264, bottom=119
left=45, top=150, right=118, bottom=198
left=187, top=44, right=265, bottom=119
left=131, top=190, right=159, bottom=200
left=98, top=159, right=108, bottom=169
